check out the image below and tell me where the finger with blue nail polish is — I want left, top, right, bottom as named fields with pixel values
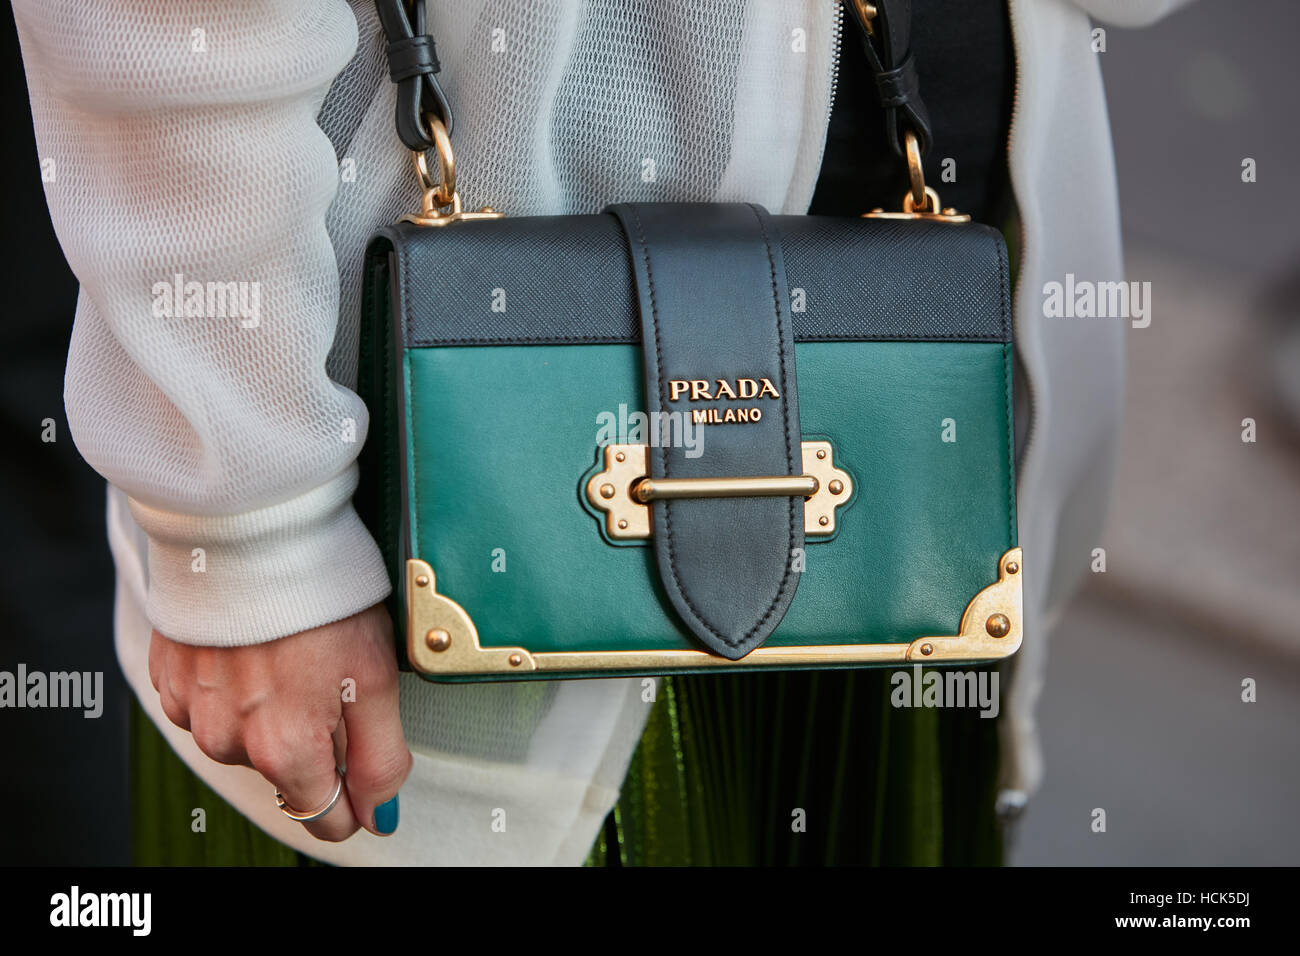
left=374, top=794, right=400, bottom=835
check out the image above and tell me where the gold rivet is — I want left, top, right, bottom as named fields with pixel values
left=986, top=613, right=1011, bottom=638
left=600, top=483, right=616, bottom=499
left=425, top=628, right=451, bottom=652
left=818, top=515, right=829, bottom=526
left=508, top=654, right=523, bottom=667
left=617, top=519, right=628, bottom=530
left=816, top=449, right=827, bottom=459
left=920, top=643, right=934, bottom=656
left=828, top=479, right=843, bottom=495
left=615, top=452, right=626, bottom=462
left=1006, top=561, right=1019, bottom=575
left=415, top=575, right=430, bottom=588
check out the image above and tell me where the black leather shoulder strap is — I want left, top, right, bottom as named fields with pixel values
left=376, top=0, right=453, bottom=149
left=606, top=203, right=803, bottom=660
left=378, top=0, right=930, bottom=159
left=843, top=0, right=932, bottom=156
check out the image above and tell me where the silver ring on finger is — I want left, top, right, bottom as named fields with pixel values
left=275, top=768, right=345, bottom=822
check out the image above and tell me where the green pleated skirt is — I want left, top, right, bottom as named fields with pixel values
left=131, top=669, right=1003, bottom=866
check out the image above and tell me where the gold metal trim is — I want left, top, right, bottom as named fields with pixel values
left=405, top=547, right=1023, bottom=677
left=400, top=192, right=505, bottom=228
left=585, top=441, right=854, bottom=541
left=801, top=441, right=854, bottom=534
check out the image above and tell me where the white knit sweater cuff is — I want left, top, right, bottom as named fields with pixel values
left=127, top=465, right=392, bottom=646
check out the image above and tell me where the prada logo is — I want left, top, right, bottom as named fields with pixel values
left=667, top=378, right=781, bottom=402
left=667, top=377, right=781, bottom=426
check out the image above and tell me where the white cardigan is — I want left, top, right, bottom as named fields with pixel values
left=14, top=0, right=1188, bottom=864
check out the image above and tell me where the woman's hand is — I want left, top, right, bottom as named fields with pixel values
left=147, top=603, right=411, bottom=842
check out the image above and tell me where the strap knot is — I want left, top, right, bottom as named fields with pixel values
left=387, top=34, right=439, bottom=83
left=872, top=53, right=919, bottom=109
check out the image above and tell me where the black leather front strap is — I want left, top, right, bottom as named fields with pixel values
left=606, top=203, right=803, bottom=660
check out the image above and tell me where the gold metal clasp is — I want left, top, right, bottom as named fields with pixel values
left=864, top=129, right=971, bottom=224
left=400, top=115, right=505, bottom=227
left=585, top=441, right=854, bottom=541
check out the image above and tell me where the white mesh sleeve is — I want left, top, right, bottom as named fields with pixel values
left=13, top=0, right=391, bottom=645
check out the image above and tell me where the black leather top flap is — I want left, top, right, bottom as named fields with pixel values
left=607, top=203, right=802, bottom=659
left=379, top=214, right=1010, bottom=348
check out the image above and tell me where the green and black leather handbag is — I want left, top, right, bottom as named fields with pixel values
left=358, top=0, right=1021, bottom=681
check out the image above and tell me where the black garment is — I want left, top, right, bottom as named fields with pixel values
left=811, top=0, right=1016, bottom=222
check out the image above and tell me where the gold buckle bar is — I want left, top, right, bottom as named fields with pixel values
left=585, top=441, right=854, bottom=541
left=633, top=474, right=819, bottom=503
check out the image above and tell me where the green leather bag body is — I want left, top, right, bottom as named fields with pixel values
left=359, top=0, right=1020, bottom=683
left=357, top=206, right=1021, bottom=682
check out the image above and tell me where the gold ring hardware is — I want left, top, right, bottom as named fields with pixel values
left=864, top=130, right=971, bottom=224
left=403, top=548, right=1024, bottom=676
left=400, top=115, right=505, bottom=228
left=904, top=127, right=926, bottom=210
left=585, top=441, right=853, bottom=541
left=414, top=112, right=456, bottom=206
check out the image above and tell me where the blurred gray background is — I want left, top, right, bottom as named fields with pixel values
left=1008, top=0, right=1300, bottom=865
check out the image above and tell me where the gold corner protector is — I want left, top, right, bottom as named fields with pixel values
left=904, top=548, right=1024, bottom=663
left=406, top=548, right=1023, bottom=677
left=405, top=559, right=535, bottom=676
